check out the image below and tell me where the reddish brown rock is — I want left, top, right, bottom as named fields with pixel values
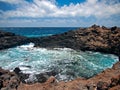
left=17, top=62, right=120, bottom=90
left=109, top=85, right=120, bottom=90
left=30, top=25, right=120, bottom=56
left=0, top=67, right=20, bottom=90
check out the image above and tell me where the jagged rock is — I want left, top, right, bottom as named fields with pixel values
left=0, top=79, right=3, bottom=89
left=111, top=26, right=117, bottom=31
left=110, top=75, right=120, bottom=87
left=102, top=26, right=108, bottom=30
left=14, top=66, right=59, bottom=84
left=0, top=30, right=30, bottom=50
left=30, top=25, right=120, bottom=56
left=14, top=67, right=21, bottom=75
left=0, top=67, right=20, bottom=90
left=97, top=81, right=108, bottom=90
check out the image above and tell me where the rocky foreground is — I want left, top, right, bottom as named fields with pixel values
left=0, top=25, right=120, bottom=90
left=0, top=62, right=120, bottom=90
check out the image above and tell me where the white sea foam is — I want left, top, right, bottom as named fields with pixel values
left=19, top=43, right=35, bottom=50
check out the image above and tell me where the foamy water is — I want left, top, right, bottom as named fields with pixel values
left=0, top=43, right=118, bottom=81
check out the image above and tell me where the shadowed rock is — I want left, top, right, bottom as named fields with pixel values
left=0, top=67, right=20, bottom=90
left=0, top=30, right=30, bottom=50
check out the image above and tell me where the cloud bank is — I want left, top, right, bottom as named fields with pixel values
left=0, top=0, right=120, bottom=27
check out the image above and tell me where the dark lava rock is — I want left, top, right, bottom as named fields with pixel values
left=14, top=67, right=30, bottom=83
left=97, top=81, right=108, bottom=90
left=13, top=67, right=59, bottom=84
left=36, top=73, right=49, bottom=83
left=14, top=67, right=21, bottom=75
left=0, top=30, right=30, bottom=50
left=29, top=25, right=120, bottom=56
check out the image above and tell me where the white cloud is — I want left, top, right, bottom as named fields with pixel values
left=0, top=0, right=120, bottom=27
left=0, top=0, right=120, bottom=18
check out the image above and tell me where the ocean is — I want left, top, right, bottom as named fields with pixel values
left=0, top=27, right=78, bottom=37
left=0, top=27, right=118, bottom=81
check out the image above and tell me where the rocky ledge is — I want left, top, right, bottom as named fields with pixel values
left=30, top=25, right=120, bottom=56
left=0, top=30, right=29, bottom=50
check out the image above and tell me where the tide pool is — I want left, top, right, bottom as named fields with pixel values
left=0, top=43, right=118, bottom=81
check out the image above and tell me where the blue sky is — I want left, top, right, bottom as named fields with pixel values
left=0, top=0, right=120, bottom=27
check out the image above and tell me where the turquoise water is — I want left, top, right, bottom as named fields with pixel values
left=0, top=43, right=118, bottom=81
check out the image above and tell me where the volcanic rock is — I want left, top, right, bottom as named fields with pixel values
left=0, top=67, right=20, bottom=90
left=0, top=30, right=30, bottom=50
left=30, top=25, right=120, bottom=56
left=16, top=62, right=120, bottom=90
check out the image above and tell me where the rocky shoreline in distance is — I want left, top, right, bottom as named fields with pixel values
left=0, top=25, right=120, bottom=90
left=30, top=25, right=120, bottom=56
left=0, top=25, right=120, bottom=56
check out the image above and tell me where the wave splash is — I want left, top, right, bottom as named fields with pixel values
left=0, top=43, right=118, bottom=81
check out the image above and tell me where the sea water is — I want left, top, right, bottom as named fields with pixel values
left=0, top=43, right=118, bottom=81
left=0, top=27, right=78, bottom=37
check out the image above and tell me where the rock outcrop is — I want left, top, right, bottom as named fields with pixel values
left=0, top=30, right=29, bottom=50
left=13, top=67, right=58, bottom=84
left=30, top=25, right=120, bottom=56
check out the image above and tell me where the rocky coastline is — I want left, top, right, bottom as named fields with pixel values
left=0, top=30, right=29, bottom=50
left=0, top=25, right=120, bottom=90
left=30, top=25, right=120, bottom=56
